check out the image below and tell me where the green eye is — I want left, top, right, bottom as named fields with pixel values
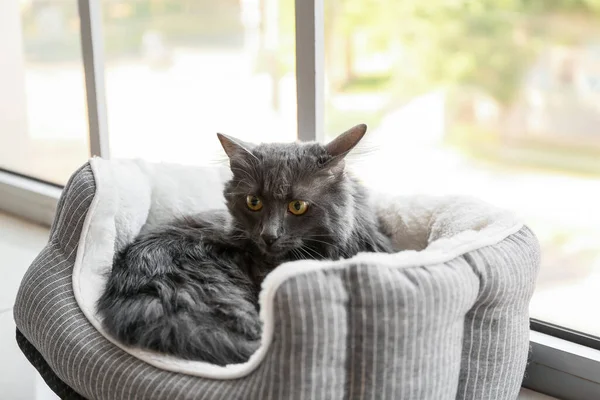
left=288, top=200, right=309, bottom=215
left=246, top=195, right=263, bottom=211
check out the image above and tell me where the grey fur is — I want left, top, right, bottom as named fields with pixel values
left=97, top=125, right=393, bottom=365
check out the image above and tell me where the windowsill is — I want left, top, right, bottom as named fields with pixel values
left=0, top=169, right=61, bottom=226
left=525, top=330, right=600, bottom=399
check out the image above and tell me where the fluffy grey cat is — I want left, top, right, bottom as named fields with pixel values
left=97, top=124, right=393, bottom=366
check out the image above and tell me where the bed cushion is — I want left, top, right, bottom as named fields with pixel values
left=13, top=159, right=540, bottom=399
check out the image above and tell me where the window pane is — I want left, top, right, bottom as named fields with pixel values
left=325, top=1, right=600, bottom=335
left=0, top=0, right=90, bottom=185
left=103, top=0, right=296, bottom=164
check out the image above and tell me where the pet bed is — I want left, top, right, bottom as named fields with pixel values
left=14, top=158, right=540, bottom=400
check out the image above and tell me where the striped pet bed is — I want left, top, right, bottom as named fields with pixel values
left=14, top=158, right=540, bottom=400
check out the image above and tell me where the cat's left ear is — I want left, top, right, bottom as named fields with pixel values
left=324, top=123, right=367, bottom=165
left=217, top=133, right=256, bottom=160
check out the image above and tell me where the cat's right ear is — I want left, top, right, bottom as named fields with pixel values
left=324, top=124, right=367, bottom=160
left=321, top=124, right=367, bottom=173
left=217, top=133, right=256, bottom=160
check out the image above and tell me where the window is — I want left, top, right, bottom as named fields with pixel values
left=1, top=0, right=599, bottom=398
left=324, top=1, right=600, bottom=339
left=102, top=0, right=296, bottom=164
left=0, top=0, right=90, bottom=185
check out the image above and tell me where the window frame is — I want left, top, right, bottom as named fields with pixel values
left=1, top=1, right=598, bottom=398
left=78, top=0, right=110, bottom=158
left=294, top=0, right=325, bottom=142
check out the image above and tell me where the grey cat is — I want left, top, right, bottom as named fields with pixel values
left=97, top=124, right=393, bottom=366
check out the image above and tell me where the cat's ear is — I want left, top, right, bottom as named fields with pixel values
left=217, top=133, right=256, bottom=160
left=325, top=124, right=367, bottom=159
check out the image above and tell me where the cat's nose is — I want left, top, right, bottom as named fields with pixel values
left=261, top=233, right=279, bottom=247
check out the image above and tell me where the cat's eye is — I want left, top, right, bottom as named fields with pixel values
left=246, top=195, right=263, bottom=211
left=288, top=200, right=309, bottom=215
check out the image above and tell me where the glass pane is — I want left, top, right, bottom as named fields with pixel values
left=103, top=0, right=296, bottom=165
left=0, top=0, right=90, bottom=185
left=325, top=1, right=600, bottom=335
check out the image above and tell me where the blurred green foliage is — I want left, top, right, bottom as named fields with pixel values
left=307, top=0, right=600, bottom=104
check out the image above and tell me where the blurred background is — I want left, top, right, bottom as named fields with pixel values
left=1, top=0, right=600, bottom=335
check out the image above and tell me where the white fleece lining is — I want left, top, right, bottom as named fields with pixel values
left=71, top=158, right=523, bottom=379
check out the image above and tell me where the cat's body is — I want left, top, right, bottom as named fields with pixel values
left=97, top=125, right=393, bottom=365
left=98, top=211, right=268, bottom=365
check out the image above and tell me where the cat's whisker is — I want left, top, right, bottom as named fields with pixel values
left=302, top=238, right=346, bottom=255
left=303, top=238, right=333, bottom=246
left=291, top=248, right=303, bottom=261
left=301, top=245, right=326, bottom=260
left=309, top=246, right=327, bottom=259
left=296, top=246, right=316, bottom=260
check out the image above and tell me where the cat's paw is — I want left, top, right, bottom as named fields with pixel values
left=238, top=339, right=261, bottom=360
left=228, top=309, right=262, bottom=340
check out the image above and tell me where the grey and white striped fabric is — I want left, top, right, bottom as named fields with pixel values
left=13, top=162, right=540, bottom=400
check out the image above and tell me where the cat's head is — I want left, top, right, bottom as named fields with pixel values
left=218, top=124, right=367, bottom=259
